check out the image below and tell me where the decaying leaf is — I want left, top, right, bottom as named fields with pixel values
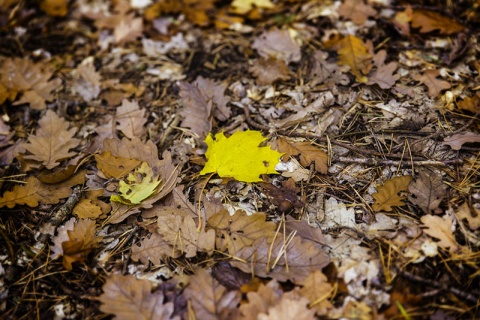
left=62, top=218, right=102, bottom=270
left=192, top=76, right=231, bottom=122
left=156, top=207, right=215, bottom=258
left=208, top=210, right=277, bottom=254
left=231, top=236, right=330, bottom=284
left=372, top=175, right=412, bottom=212
left=412, top=70, right=451, bottom=98
left=72, top=189, right=111, bottom=219
left=366, top=50, right=400, bottom=89
left=411, top=9, right=464, bottom=35
left=184, top=268, right=241, bottom=319
left=457, top=94, right=480, bottom=113
left=95, top=151, right=142, bottom=179
left=98, top=274, right=176, bottom=320
left=115, top=99, right=147, bottom=139
left=408, top=169, right=447, bottom=214
left=0, top=172, right=85, bottom=208
left=421, top=214, right=460, bottom=252
left=258, top=294, right=315, bottom=320
left=443, top=132, right=480, bottom=150
left=40, top=0, right=68, bottom=17
left=308, top=50, right=350, bottom=88
left=239, top=280, right=282, bottom=319
left=72, top=59, right=101, bottom=102
left=250, top=58, right=291, bottom=85
left=110, top=162, right=162, bottom=205
left=21, top=110, right=80, bottom=169
left=298, top=270, right=334, bottom=316
left=455, top=202, right=480, bottom=231
left=0, top=57, right=61, bottom=110
left=252, top=28, right=301, bottom=64
left=131, top=233, right=181, bottom=265
left=325, top=34, right=372, bottom=83
left=338, top=0, right=376, bottom=25
left=276, top=137, right=328, bottom=174
left=392, top=5, right=412, bottom=35
left=200, top=130, right=282, bottom=183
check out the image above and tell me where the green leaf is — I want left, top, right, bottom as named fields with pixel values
left=200, top=130, right=282, bottom=183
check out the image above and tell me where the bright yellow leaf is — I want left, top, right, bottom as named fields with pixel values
left=231, top=0, right=274, bottom=15
left=110, top=162, right=162, bottom=205
left=200, top=130, right=282, bottom=183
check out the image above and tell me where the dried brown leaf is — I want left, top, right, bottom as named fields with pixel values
left=184, top=269, right=241, bottom=320
left=412, top=70, right=451, bottom=98
left=239, top=280, right=282, bottom=320
left=258, top=295, right=315, bottom=320
left=298, top=270, right=334, bottom=315
left=62, top=218, right=102, bottom=270
left=457, top=94, right=480, bottom=113
left=443, top=132, right=480, bottom=150
left=208, top=210, right=277, bottom=254
left=421, top=214, right=460, bottom=252
left=115, top=99, right=148, bottom=139
left=252, top=28, right=301, bottom=64
left=372, top=175, right=412, bottom=212
left=21, top=110, right=80, bottom=169
left=338, top=0, right=376, bottom=25
left=40, top=0, right=68, bottom=17
left=411, top=9, right=464, bottom=35
left=131, top=233, right=181, bottom=265
left=408, top=169, right=447, bottom=214
left=95, top=151, right=142, bottom=179
left=114, top=13, right=143, bottom=44
left=231, top=236, right=330, bottom=284
left=98, top=274, right=176, bottom=320
left=455, top=202, right=480, bottom=231
left=193, top=76, right=231, bottom=122
left=179, top=81, right=212, bottom=138
left=308, top=51, right=350, bottom=88
left=72, top=199, right=103, bottom=219
left=276, top=137, right=328, bottom=174
left=250, top=58, right=291, bottom=86
left=366, top=50, right=400, bottom=89
left=72, top=61, right=101, bottom=102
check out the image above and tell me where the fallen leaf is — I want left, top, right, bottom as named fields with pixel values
left=276, top=137, right=328, bottom=174
left=184, top=268, right=241, bottom=319
left=114, top=13, right=143, bottom=44
left=200, top=130, right=282, bottom=183
left=372, top=175, right=412, bottom=212
left=338, top=0, right=376, bottom=25
left=252, top=28, right=301, bottom=64
left=110, top=162, right=162, bottom=205
left=455, top=202, right=480, bottom=230
left=145, top=0, right=214, bottom=26
left=239, top=280, right=282, bottom=319
left=231, top=0, right=274, bottom=15
left=456, top=94, right=480, bottom=113
left=193, top=76, right=231, bottom=122
left=211, top=261, right=253, bottom=290
left=412, top=70, right=451, bottom=98
left=131, top=233, right=181, bottom=265
left=208, top=210, right=277, bottom=254
left=408, top=169, right=447, bottom=214
left=231, top=236, right=330, bottom=284
left=0, top=57, right=61, bottom=110
left=98, top=274, right=176, bottom=320
left=323, top=197, right=356, bottom=228
left=421, top=214, right=460, bottom=252
left=366, top=50, right=400, bottom=89
left=178, top=81, right=212, bottom=138
left=250, top=58, right=291, bottom=86
left=72, top=199, right=103, bottom=219
left=21, top=110, right=80, bottom=169
left=325, top=34, right=372, bottom=83
left=308, top=50, right=350, bottom=88
left=95, top=151, right=142, bottom=179
left=392, top=5, right=412, bottom=35
left=115, top=99, right=147, bottom=139
left=62, top=218, right=102, bottom=270
left=298, top=270, right=334, bottom=316
left=40, top=0, right=68, bottom=17
left=411, top=9, right=464, bottom=35
left=72, top=59, right=101, bottom=102
left=258, top=295, right=315, bottom=320
left=443, top=132, right=480, bottom=150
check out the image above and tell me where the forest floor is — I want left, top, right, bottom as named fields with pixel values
left=0, top=0, right=480, bottom=319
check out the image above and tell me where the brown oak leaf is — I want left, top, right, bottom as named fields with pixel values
left=276, top=137, right=328, bottom=174
left=193, top=76, right=231, bottom=122
left=411, top=9, right=464, bottom=35
left=455, top=202, right=480, bottom=231
left=258, top=295, right=315, bottom=320
left=421, top=214, right=460, bottom=252
left=372, top=175, right=412, bottom=212
left=98, top=274, right=177, bottom=320
left=62, top=218, right=102, bottom=270
left=115, top=99, right=147, bottom=139
left=131, top=233, right=181, bottom=265
left=308, top=51, right=350, bottom=88
left=72, top=60, right=101, bottom=102
left=338, top=0, right=376, bottom=25
left=95, top=151, right=142, bottom=179
left=178, top=81, right=212, bottom=138
left=442, top=132, right=480, bottom=150
left=208, top=210, right=277, bottom=254
left=239, top=280, right=282, bottom=320
left=366, top=50, right=400, bottom=89
left=21, top=110, right=80, bottom=169
left=252, top=28, right=301, bottom=64
left=412, top=70, right=451, bottom=98
left=250, top=58, right=291, bottom=85
left=298, top=270, right=334, bottom=316
left=184, top=269, right=241, bottom=319
left=408, top=169, right=447, bottom=214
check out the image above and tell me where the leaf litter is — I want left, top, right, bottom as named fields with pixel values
left=0, top=0, right=479, bottom=319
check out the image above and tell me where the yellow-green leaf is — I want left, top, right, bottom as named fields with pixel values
left=200, top=130, right=282, bottom=183
left=110, top=162, right=162, bottom=205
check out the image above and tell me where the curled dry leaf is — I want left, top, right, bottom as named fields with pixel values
left=95, top=151, right=142, bottom=179
left=421, top=214, right=460, bottom=252
left=115, top=99, right=147, bottom=139
left=338, top=0, right=376, bottom=25
left=411, top=9, right=464, bottom=35
left=21, top=110, right=80, bottom=169
left=308, top=50, right=350, bottom=88
left=208, top=210, right=277, bottom=254
left=98, top=274, right=177, bottom=320
left=62, top=218, right=102, bottom=270
left=252, top=28, right=301, bottom=64
left=408, top=169, right=447, bottom=214
left=276, top=137, right=328, bottom=174
left=184, top=268, right=241, bottom=320
left=372, top=175, right=412, bottom=212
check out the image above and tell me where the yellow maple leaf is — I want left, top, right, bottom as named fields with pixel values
left=372, top=175, right=412, bottom=212
left=200, top=130, right=282, bottom=183
left=231, top=0, right=274, bottom=15
left=110, top=162, right=162, bottom=205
